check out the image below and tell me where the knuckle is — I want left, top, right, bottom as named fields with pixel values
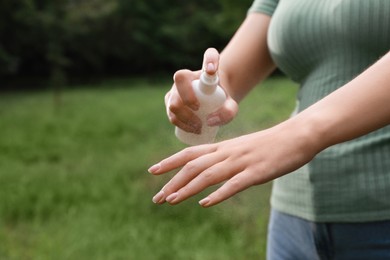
left=202, top=169, right=217, bottom=184
left=179, top=186, right=190, bottom=195
left=203, top=170, right=214, bottom=179
left=249, top=167, right=267, bottom=185
left=223, top=110, right=235, bottom=121
left=228, top=175, right=242, bottom=190
left=169, top=103, right=181, bottom=114
left=168, top=96, right=181, bottom=113
left=174, top=69, right=190, bottom=83
left=183, top=161, right=198, bottom=173
left=181, top=147, right=194, bottom=158
left=169, top=115, right=180, bottom=125
left=221, top=104, right=237, bottom=123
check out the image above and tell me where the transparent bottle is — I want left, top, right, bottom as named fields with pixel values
left=175, top=71, right=226, bottom=145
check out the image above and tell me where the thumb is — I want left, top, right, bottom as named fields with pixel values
left=202, top=48, right=220, bottom=75
left=206, top=97, right=239, bottom=126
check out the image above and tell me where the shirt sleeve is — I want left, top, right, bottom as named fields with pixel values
left=248, top=0, right=279, bottom=16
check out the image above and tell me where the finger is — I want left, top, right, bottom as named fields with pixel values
left=151, top=145, right=218, bottom=205
left=148, top=145, right=216, bottom=175
left=167, top=91, right=202, bottom=134
left=174, top=69, right=199, bottom=110
left=199, top=170, right=256, bottom=207
left=202, top=48, right=220, bottom=75
left=166, top=159, right=243, bottom=205
left=168, top=110, right=201, bottom=134
left=161, top=152, right=225, bottom=203
left=207, top=97, right=239, bottom=126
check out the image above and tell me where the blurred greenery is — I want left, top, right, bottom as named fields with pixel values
left=0, top=0, right=253, bottom=86
left=1, top=2, right=296, bottom=258
left=0, top=77, right=298, bottom=259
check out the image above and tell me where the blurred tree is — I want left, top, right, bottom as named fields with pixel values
left=0, top=0, right=70, bottom=81
left=0, top=0, right=254, bottom=87
left=65, top=0, right=118, bottom=75
left=215, top=0, right=253, bottom=36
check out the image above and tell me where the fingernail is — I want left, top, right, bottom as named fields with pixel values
left=152, top=191, right=165, bottom=204
left=207, top=116, right=221, bottom=126
left=165, top=192, right=178, bottom=203
left=148, top=164, right=161, bottom=174
left=206, top=63, right=215, bottom=72
left=199, top=197, right=211, bottom=207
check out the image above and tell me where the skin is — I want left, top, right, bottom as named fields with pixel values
left=150, top=13, right=390, bottom=208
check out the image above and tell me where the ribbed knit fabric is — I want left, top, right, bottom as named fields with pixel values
left=249, top=0, right=390, bottom=222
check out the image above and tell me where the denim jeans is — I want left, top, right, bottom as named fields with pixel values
left=267, top=209, right=390, bottom=260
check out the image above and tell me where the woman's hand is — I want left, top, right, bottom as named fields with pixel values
left=149, top=120, right=318, bottom=207
left=165, top=13, right=277, bottom=134
left=165, top=48, right=238, bottom=134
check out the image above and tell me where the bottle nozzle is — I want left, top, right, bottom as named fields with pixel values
left=201, top=70, right=218, bottom=86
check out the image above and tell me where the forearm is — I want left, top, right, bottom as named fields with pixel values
left=219, top=13, right=276, bottom=103
left=292, top=51, right=390, bottom=153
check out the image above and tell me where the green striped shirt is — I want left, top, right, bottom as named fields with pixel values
left=249, top=0, right=390, bottom=222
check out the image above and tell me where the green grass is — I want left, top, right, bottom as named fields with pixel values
left=0, top=77, right=298, bottom=259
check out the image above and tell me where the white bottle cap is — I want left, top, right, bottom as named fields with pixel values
left=200, top=71, right=219, bottom=86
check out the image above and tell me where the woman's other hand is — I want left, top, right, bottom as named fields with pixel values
left=165, top=48, right=238, bottom=134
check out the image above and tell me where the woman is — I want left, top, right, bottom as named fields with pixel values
left=149, top=0, right=390, bottom=258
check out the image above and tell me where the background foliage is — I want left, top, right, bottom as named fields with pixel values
left=0, top=1, right=299, bottom=258
left=0, top=77, right=298, bottom=259
left=0, top=0, right=253, bottom=85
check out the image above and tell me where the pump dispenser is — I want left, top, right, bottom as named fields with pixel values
left=175, top=70, right=226, bottom=145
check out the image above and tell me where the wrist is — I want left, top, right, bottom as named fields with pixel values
left=278, top=111, right=329, bottom=158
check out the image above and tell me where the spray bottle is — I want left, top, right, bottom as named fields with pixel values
left=175, top=70, right=226, bottom=145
